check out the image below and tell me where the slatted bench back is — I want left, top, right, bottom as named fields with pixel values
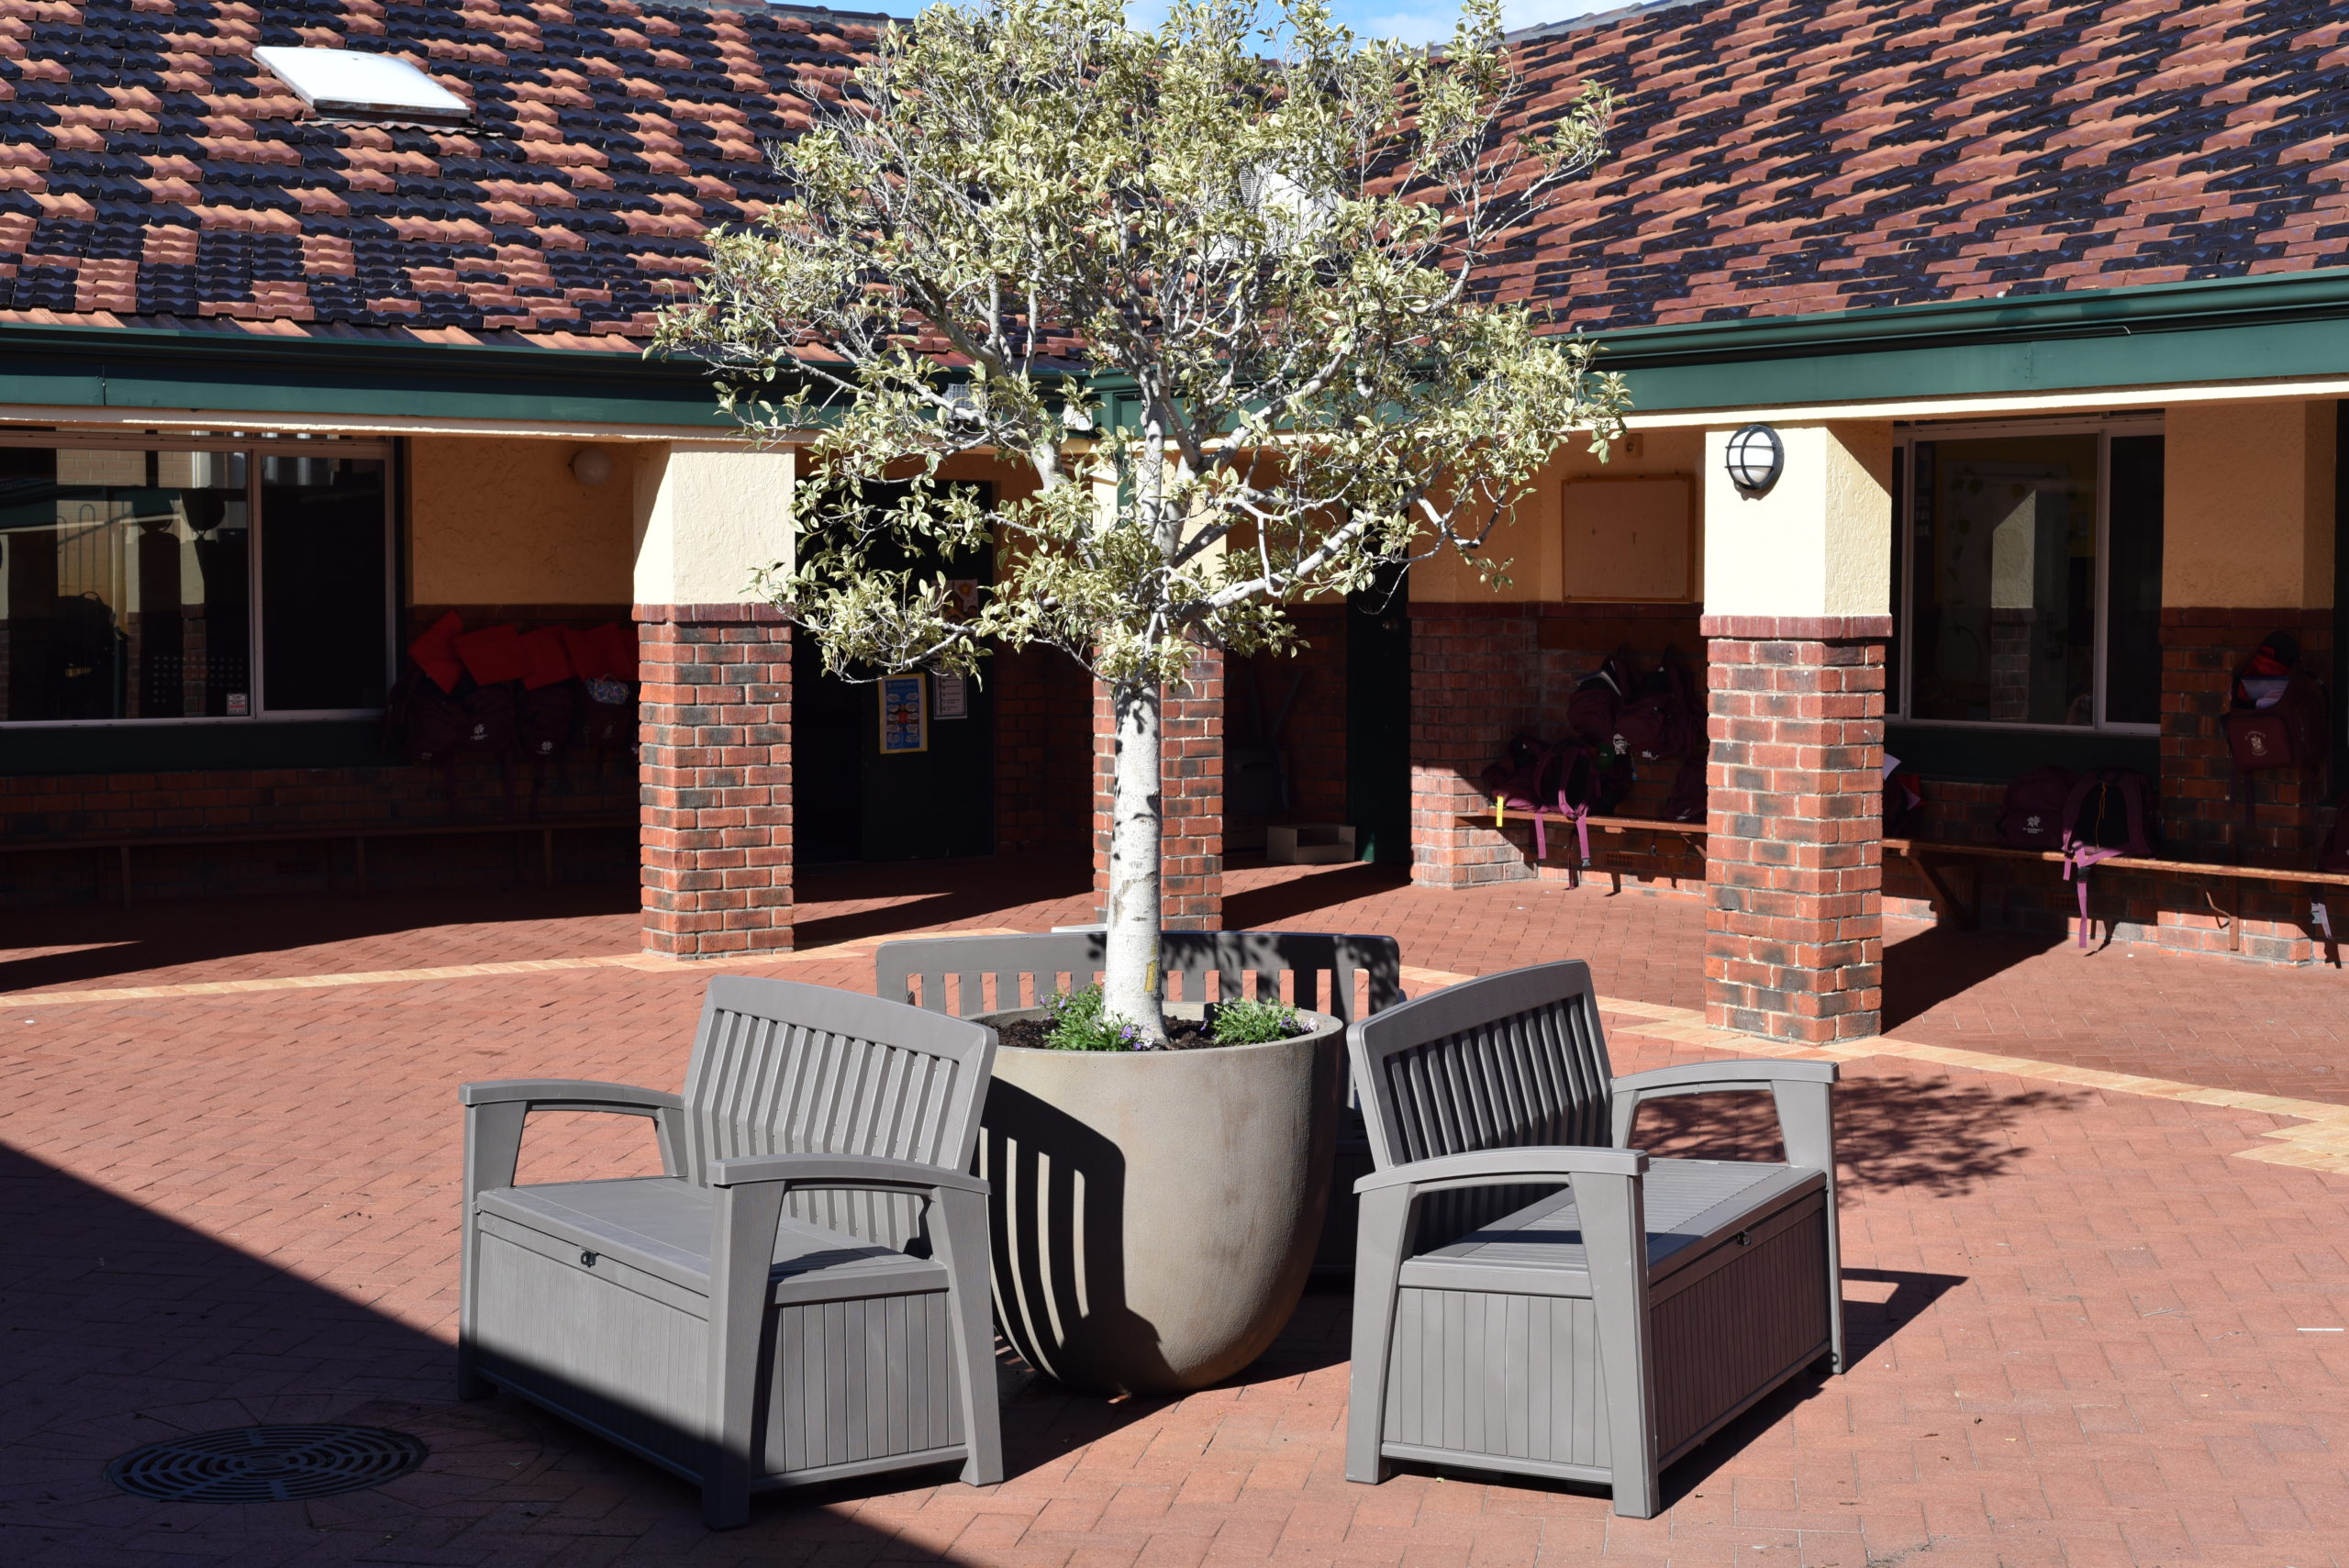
left=1347, top=961, right=1616, bottom=1249
left=874, top=930, right=1404, bottom=1023
left=680, top=976, right=996, bottom=1250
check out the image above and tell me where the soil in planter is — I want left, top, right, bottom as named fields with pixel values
left=996, top=1017, right=1318, bottom=1051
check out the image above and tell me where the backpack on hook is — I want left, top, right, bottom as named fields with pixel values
left=2057, top=768, right=2157, bottom=948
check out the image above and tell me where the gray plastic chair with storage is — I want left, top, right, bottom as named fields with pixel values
left=1344, top=960, right=1841, bottom=1518
left=456, top=975, right=1001, bottom=1529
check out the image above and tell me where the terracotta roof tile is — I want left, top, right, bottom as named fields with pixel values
left=8, top=0, right=2349, bottom=353
left=0, top=0, right=886, bottom=346
left=1501, top=0, right=2349, bottom=329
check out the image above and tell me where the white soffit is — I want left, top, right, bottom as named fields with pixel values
left=253, top=47, right=473, bottom=126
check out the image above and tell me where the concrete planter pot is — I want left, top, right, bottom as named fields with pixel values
left=974, top=1002, right=1346, bottom=1396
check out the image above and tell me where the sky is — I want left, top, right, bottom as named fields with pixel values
left=1120, top=0, right=1632, bottom=44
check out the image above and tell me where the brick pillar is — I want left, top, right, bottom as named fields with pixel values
left=1408, top=605, right=1542, bottom=887
left=1702, top=616, right=1888, bottom=1043
left=1093, top=655, right=1223, bottom=930
left=638, top=604, right=792, bottom=958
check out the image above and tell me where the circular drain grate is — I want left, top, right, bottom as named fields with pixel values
left=106, top=1425, right=429, bottom=1504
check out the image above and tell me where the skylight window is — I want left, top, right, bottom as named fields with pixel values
left=253, top=48, right=473, bottom=127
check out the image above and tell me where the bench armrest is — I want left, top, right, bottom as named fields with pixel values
left=1609, top=1059, right=1837, bottom=1172
left=1355, top=1144, right=1647, bottom=1196
left=460, top=1080, right=687, bottom=1195
left=459, top=1078, right=683, bottom=1113
left=706, top=1151, right=989, bottom=1196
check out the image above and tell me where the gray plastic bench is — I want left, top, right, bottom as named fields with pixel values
left=1344, top=960, right=1842, bottom=1517
left=456, top=975, right=1002, bottom=1528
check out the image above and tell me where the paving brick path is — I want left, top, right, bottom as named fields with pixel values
left=3, top=860, right=2345, bottom=1565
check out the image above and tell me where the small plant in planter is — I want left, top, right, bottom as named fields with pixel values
left=1010, top=984, right=1307, bottom=1052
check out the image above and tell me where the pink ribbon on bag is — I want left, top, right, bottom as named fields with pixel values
left=2062, top=841, right=2124, bottom=948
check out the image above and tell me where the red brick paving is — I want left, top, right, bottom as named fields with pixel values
left=3, top=859, right=2347, bottom=1565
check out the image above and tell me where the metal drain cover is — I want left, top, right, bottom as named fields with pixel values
left=106, top=1425, right=429, bottom=1504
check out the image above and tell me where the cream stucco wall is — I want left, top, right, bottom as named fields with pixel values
left=1701, top=421, right=1893, bottom=618
left=631, top=443, right=796, bottom=606
left=407, top=435, right=640, bottom=606
left=1413, top=428, right=1707, bottom=603
left=2165, top=400, right=2335, bottom=608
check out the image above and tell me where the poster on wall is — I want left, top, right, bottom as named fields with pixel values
left=933, top=674, right=968, bottom=720
left=879, top=673, right=929, bottom=753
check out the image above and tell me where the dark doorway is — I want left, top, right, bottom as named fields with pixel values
left=790, top=483, right=996, bottom=864
left=1345, top=565, right=1411, bottom=865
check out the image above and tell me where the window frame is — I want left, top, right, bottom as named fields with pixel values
left=1890, top=412, right=2165, bottom=737
left=0, top=428, right=398, bottom=728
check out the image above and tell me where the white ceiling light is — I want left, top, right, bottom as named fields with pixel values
left=254, top=47, right=473, bottom=126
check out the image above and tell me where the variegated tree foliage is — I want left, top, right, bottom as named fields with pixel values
left=656, top=0, right=1628, bottom=1041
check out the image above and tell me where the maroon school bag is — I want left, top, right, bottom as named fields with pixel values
left=2224, top=632, right=2329, bottom=773
left=2057, top=768, right=2158, bottom=948
left=1481, top=734, right=1604, bottom=866
left=1997, top=766, right=2074, bottom=851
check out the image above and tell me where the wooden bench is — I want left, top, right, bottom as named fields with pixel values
left=0, top=816, right=636, bottom=906
left=1884, top=836, right=2349, bottom=952
left=1460, top=809, right=2349, bottom=951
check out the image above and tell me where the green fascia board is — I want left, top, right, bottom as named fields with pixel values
left=1589, top=267, right=2349, bottom=413
left=0, top=321, right=735, bottom=428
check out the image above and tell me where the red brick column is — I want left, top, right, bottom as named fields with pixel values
left=1702, top=615, right=1889, bottom=1043
left=1408, top=605, right=1542, bottom=887
left=1093, top=655, right=1223, bottom=930
left=638, top=603, right=792, bottom=958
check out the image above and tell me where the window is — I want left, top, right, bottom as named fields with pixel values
left=1892, top=417, right=2163, bottom=732
left=0, top=437, right=394, bottom=725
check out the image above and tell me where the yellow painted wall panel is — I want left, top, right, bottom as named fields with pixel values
left=409, top=435, right=638, bottom=605
left=2165, top=401, right=2334, bottom=608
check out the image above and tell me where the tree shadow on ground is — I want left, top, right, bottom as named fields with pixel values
left=1882, top=922, right=2068, bottom=1033
left=1628, top=1074, right=2076, bottom=1197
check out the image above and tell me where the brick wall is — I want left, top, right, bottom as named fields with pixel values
left=1093, top=655, right=1223, bottom=929
left=994, top=643, right=1094, bottom=858
left=1409, top=602, right=1706, bottom=890
left=637, top=604, right=792, bottom=958
left=0, top=760, right=634, bottom=907
left=1703, top=616, right=1888, bottom=1044
left=1875, top=610, right=2341, bottom=962
left=0, top=602, right=641, bottom=908
left=1230, top=606, right=1349, bottom=851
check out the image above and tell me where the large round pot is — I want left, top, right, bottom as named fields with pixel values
left=975, top=1003, right=1345, bottom=1395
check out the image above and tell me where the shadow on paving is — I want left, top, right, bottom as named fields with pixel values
left=1630, top=1072, right=2074, bottom=1196
left=791, top=855, right=1096, bottom=949
left=0, top=1141, right=1192, bottom=1563
left=0, top=884, right=640, bottom=995
left=1881, top=923, right=2069, bottom=1034
left=1221, top=861, right=1413, bottom=930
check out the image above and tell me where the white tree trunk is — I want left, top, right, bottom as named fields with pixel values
left=1103, top=676, right=1168, bottom=1044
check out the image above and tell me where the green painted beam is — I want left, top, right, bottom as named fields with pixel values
left=1593, top=267, right=2349, bottom=412
left=0, top=322, right=734, bottom=428
left=16, top=263, right=2349, bottom=428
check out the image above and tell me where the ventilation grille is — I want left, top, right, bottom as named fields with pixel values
left=106, top=1425, right=428, bottom=1504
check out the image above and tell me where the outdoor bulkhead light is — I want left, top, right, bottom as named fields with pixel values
left=571, top=448, right=614, bottom=486
left=1724, top=423, right=1784, bottom=494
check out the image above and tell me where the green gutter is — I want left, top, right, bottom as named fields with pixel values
left=1592, top=267, right=2349, bottom=413
left=15, top=263, right=2349, bottom=428
left=0, top=320, right=734, bottom=428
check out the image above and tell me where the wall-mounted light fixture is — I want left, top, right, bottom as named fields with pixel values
left=571, top=447, right=614, bottom=487
left=1723, top=424, right=1783, bottom=495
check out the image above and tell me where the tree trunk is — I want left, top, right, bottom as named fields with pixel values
left=1103, top=676, right=1168, bottom=1044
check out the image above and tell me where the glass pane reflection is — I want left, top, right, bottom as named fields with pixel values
left=0, top=448, right=251, bottom=721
